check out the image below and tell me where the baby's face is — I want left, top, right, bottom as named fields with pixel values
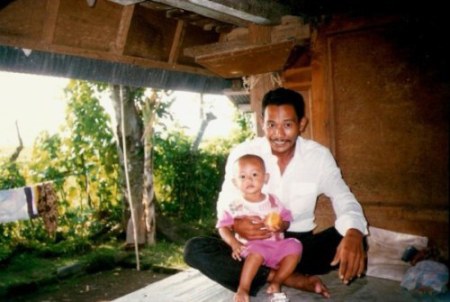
left=233, top=158, right=266, bottom=196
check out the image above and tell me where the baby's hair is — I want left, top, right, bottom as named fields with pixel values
left=235, top=154, right=266, bottom=171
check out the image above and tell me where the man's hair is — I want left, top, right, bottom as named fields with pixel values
left=262, top=87, right=305, bottom=119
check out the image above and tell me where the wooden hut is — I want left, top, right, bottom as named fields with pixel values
left=0, top=0, right=447, bottom=261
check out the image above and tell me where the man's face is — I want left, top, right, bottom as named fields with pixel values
left=262, top=104, right=301, bottom=156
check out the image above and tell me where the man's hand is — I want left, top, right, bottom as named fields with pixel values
left=330, top=228, right=366, bottom=284
left=233, top=216, right=271, bottom=240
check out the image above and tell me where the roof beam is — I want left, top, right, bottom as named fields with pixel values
left=42, top=0, right=60, bottom=44
left=148, top=0, right=291, bottom=26
left=108, top=0, right=145, bottom=4
left=150, top=0, right=250, bottom=27
left=112, top=4, right=135, bottom=55
left=168, top=19, right=185, bottom=64
left=188, top=0, right=290, bottom=24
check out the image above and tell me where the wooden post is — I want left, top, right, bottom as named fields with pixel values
left=310, top=28, right=333, bottom=151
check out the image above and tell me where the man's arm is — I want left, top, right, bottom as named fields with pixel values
left=318, top=149, right=368, bottom=283
left=317, top=148, right=367, bottom=235
left=233, top=216, right=271, bottom=240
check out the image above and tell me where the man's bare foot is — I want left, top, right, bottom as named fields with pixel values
left=266, top=282, right=281, bottom=294
left=234, top=288, right=250, bottom=302
left=268, top=271, right=330, bottom=298
left=287, top=274, right=330, bottom=298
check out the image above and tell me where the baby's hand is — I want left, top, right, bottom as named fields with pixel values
left=231, top=242, right=244, bottom=261
left=264, top=212, right=282, bottom=232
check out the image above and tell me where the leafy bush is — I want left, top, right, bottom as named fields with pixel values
left=83, top=245, right=118, bottom=273
left=0, top=81, right=123, bottom=259
left=153, top=130, right=227, bottom=222
left=0, top=161, right=25, bottom=189
left=153, top=110, right=254, bottom=223
left=0, top=243, right=12, bottom=264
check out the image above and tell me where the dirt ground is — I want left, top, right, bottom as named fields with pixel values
left=8, top=268, right=171, bottom=302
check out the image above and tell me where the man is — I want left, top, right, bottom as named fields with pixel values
left=184, top=87, right=368, bottom=298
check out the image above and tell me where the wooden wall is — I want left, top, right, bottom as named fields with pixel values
left=283, top=15, right=449, bottom=259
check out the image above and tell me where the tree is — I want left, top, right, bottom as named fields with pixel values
left=109, top=85, right=172, bottom=246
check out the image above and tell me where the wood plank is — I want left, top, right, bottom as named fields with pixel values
left=183, top=40, right=249, bottom=58
left=283, top=66, right=312, bottom=88
left=271, top=17, right=311, bottom=43
left=152, top=0, right=250, bottom=27
left=195, top=40, right=295, bottom=78
left=113, top=269, right=234, bottom=302
left=42, top=0, right=60, bottom=44
left=0, top=0, right=47, bottom=40
left=113, top=4, right=135, bottom=55
left=53, top=0, right=123, bottom=52
left=168, top=20, right=185, bottom=64
left=112, top=268, right=432, bottom=302
left=186, top=0, right=289, bottom=25
left=248, top=23, right=271, bottom=43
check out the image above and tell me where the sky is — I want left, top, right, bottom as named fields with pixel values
left=0, top=71, right=236, bottom=149
left=0, top=71, right=69, bottom=148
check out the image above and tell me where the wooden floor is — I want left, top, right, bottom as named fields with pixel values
left=112, top=268, right=449, bottom=302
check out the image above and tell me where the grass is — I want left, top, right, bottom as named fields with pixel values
left=139, top=241, right=186, bottom=270
left=0, top=240, right=188, bottom=298
left=0, top=253, right=59, bottom=290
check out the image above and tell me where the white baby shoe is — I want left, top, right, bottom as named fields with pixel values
left=270, top=292, right=289, bottom=302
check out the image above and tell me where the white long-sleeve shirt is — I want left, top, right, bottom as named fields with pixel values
left=217, top=136, right=368, bottom=236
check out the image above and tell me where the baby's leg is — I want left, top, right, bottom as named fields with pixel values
left=266, top=254, right=301, bottom=294
left=235, top=253, right=264, bottom=302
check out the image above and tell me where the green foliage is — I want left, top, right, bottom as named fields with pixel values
left=0, top=243, right=12, bottom=264
left=0, top=80, right=254, bottom=264
left=82, top=245, right=118, bottom=273
left=0, top=252, right=59, bottom=288
left=230, top=110, right=256, bottom=143
left=65, top=81, right=121, bottom=222
left=62, top=81, right=120, bottom=212
left=153, top=110, right=254, bottom=223
left=0, top=160, right=26, bottom=189
left=153, top=130, right=226, bottom=222
left=1, top=80, right=123, bottom=254
left=140, top=240, right=186, bottom=269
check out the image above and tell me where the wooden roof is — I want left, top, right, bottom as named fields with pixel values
left=0, top=0, right=310, bottom=92
left=0, top=0, right=424, bottom=92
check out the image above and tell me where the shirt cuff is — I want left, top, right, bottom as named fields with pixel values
left=335, top=216, right=368, bottom=237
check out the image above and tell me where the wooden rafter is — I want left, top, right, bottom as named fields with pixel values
left=0, top=0, right=309, bottom=79
left=113, top=4, right=135, bottom=55
left=43, top=0, right=61, bottom=45
left=168, top=19, right=185, bottom=64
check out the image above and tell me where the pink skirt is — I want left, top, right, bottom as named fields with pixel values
left=241, top=238, right=302, bottom=269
